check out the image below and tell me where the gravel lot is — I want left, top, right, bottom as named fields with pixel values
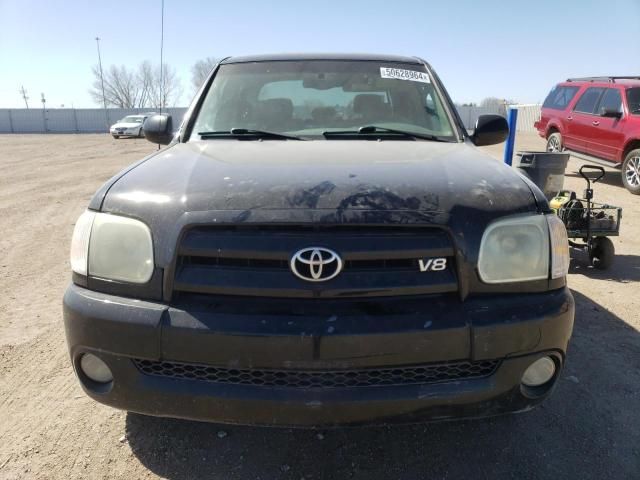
left=0, top=133, right=639, bottom=479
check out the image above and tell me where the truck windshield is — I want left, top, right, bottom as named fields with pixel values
left=191, top=61, right=456, bottom=140
left=627, top=88, right=640, bottom=115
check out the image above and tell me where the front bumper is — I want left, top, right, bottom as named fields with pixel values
left=63, top=285, right=574, bottom=426
left=110, top=129, right=137, bottom=136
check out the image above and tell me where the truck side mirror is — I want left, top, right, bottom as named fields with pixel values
left=471, top=114, right=509, bottom=146
left=144, top=114, right=174, bottom=145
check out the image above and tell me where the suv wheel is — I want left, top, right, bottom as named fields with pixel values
left=622, top=149, right=640, bottom=195
left=546, top=132, right=562, bottom=152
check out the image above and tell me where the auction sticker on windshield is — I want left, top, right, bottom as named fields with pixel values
left=380, top=67, right=430, bottom=83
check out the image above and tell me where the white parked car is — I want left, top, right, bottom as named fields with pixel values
left=110, top=114, right=150, bottom=138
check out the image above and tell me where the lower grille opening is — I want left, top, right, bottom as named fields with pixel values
left=133, top=359, right=499, bottom=388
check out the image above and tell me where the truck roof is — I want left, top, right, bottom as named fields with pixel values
left=221, top=53, right=424, bottom=64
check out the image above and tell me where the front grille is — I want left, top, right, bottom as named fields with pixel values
left=134, top=359, right=499, bottom=388
left=171, top=226, right=458, bottom=299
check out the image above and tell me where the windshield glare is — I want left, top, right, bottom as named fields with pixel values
left=192, top=61, right=456, bottom=140
left=121, top=116, right=143, bottom=123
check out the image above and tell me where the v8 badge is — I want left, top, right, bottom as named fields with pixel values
left=418, top=258, right=447, bottom=272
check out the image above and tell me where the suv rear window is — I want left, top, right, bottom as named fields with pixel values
left=542, top=86, right=579, bottom=110
left=627, top=88, right=640, bottom=115
left=573, top=87, right=605, bottom=114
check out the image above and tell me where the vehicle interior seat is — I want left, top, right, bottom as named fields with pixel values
left=391, top=90, right=437, bottom=130
left=254, top=98, right=295, bottom=131
left=212, top=96, right=251, bottom=131
left=353, top=94, right=391, bottom=124
left=311, top=106, right=338, bottom=124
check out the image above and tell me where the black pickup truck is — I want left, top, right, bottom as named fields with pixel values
left=64, top=54, right=574, bottom=426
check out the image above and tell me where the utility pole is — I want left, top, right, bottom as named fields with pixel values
left=95, top=36, right=109, bottom=131
left=41, top=93, right=47, bottom=133
left=159, top=0, right=165, bottom=113
left=157, top=0, right=165, bottom=151
left=19, top=85, right=29, bottom=109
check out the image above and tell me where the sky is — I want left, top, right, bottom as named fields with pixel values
left=1, top=0, right=639, bottom=108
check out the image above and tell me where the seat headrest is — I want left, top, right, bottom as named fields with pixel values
left=258, top=98, right=294, bottom=119
left=353, top=94, right=385, bottom=115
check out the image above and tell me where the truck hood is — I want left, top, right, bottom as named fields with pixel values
left=97, top=140, right=539, bottom=264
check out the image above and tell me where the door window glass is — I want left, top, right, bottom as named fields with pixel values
left=573, top=88, right=605, bottom=114
left=597, top=88, right=622, bottom=114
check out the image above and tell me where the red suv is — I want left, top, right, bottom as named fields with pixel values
left=535, top=77, right=640, bottom=194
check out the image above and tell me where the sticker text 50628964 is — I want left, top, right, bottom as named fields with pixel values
left=380, top=67, right=431, bottom=83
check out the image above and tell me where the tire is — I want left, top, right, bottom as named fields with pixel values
left=138, top=128, right=145, bottom=138
left=546, top=132, right=563, bottom=152
left=621, top=148, right=640, bottom=195
left=112, top=135, right=119, bottom=139
left=590, top=237, right=615, bottom=270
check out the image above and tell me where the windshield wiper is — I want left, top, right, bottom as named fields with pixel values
left=322, top=125, right=449, bottom=142
left=198, top=128, right=305, bottom=140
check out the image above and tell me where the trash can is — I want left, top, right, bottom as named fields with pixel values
left=513, top=151, right=570, bottom=200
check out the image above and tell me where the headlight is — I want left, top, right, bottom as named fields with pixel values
left=478, top=215, right=550, bottom=283
left=70, top=211, right=154, bottom=283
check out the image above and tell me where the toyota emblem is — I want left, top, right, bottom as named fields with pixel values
left=290, top=247, right=343, bottom=282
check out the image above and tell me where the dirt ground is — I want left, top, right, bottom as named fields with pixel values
left=0, top=133, right=638, bottom=479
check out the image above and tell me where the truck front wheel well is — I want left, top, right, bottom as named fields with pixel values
left=623, top=140, right=640, bottom=160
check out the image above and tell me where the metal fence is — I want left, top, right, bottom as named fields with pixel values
left=508, top=104, right=541, bottom=133
left=456, top=104, right=507, bottom=129
left=458, top=104, right=542, bottom=133
left=0, top=107, right=188, bottom=134
left=0, top=104, right=541, bottom=134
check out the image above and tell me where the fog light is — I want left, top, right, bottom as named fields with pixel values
left=80, top=353, right=113, bottom=383
left=521, top=357, right=556, bottom=387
